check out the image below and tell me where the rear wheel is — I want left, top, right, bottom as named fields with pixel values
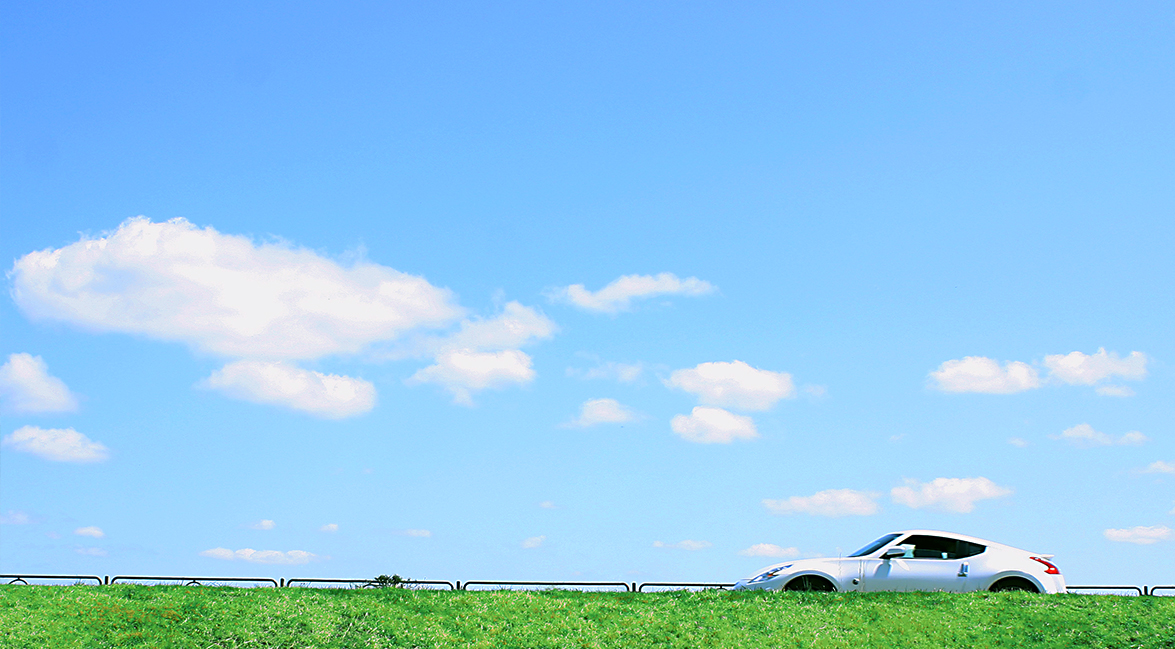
left=784, top=575, right=836, bottom=592
left=989, top=577, right=1040, bottom=593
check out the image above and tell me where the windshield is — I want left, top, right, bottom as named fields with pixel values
left=848, top=533, right=901, bottom=557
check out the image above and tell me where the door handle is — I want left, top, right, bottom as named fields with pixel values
left=958, top=562, right=969, bottom=577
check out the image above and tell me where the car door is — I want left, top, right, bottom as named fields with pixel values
left=859, top=556, right=963, bottom=591
left=887, top=535, right=971, bottom=592
left=895, top=557, right=968, bottom=592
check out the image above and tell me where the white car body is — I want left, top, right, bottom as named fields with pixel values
left=733, top=530, right=1066, bottom=594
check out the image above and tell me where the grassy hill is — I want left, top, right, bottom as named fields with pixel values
left=2, top=585, right=1173, bottom=648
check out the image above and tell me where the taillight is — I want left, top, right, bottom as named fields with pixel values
left=1030, top=556, right=1060, bottom=574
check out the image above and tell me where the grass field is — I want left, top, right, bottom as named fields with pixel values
left=2, top=585, right=1173, bottom=648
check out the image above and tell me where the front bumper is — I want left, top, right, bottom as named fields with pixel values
left=731, top=577, right=787, bottom=591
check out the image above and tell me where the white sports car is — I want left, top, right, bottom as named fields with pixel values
left=733, top=530, right=1066, bottom=594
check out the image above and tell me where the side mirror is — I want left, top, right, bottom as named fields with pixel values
left=882, top=547, right=906, bottom=560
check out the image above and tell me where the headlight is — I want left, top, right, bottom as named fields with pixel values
left=749, top=564, right=793, bottom=583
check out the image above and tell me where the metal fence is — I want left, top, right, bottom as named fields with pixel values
left=1, top=574, right=102, bottom=586
left=638, top=582, right=735, bottom=592
left=461, top=580, right=631, bottom=592
left=284, top=578, right=456, bottom=590
left=109, top=576, right=279, bottom=587
left=2, top=573, right=1171, bottom=595
left=1065, top=585, right=1146, bottom=596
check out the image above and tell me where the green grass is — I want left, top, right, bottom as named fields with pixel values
left=2, top=585, right=1173, bottom=648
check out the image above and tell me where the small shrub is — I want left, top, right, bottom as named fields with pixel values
left=371, top=574, right=408, bottom=588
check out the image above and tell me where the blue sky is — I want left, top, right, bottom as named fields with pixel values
left=1, top=1, right=1172, bottom=586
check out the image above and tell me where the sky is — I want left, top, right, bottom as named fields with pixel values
left=1, top=1, right=1173, bottom=587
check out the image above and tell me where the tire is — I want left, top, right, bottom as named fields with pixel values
left=784, top=575, right=836, bottom=592
left=989, top=577, right=1040, bottom=593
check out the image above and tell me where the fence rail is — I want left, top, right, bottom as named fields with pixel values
left=2, top=574, right=1171, bottom=595
left=1065, top=585, right=1146, bottom=596
left=637, top=582, right=735, bottom=592
left=460, top=580, right=631, bottom=592
left=109, top=576, right=279, bottom=587
left=284, top=578, right=456, bottom=590
left=2, top=574, right=102, bottom=586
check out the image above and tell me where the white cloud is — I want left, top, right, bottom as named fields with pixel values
left=1008, top=437, right=1030, bottom=448
left=763, top=489, right=880, bottom=517
left=521, top=535, right=545, bottom=549
left=931, top=348, right=1149, bottom=396
left=432, top=302, right=556, bottom=353
left=567, top=359, right=644, bottom=383
left=739, top=544, right=800, bottom=558
left=407, top=349, right=535, bottom=405
left=0, top=353, right=78, bottom=414
left=1044, top=349, right=1147, bottom=386
left=1104, top=526, right=1172, bottom=545
left=653, top=540, right=712, bottom=551
left=539, top=501, right=557, bottom=509
left=891, top=477, right=1012, bottom=513
left=402, top=529, right=432, bottom=537
left=247, top=519, right=276, bottom=530
left=319, top=523, right=339, bottom=533
left=11, top=219, right=562, bottom=415
left=0, top=510, right=32, bottom=525
left=1, top=426, right=109, bottom=463
left=201, top=360, right=376, bottom=419
left=1140, top=461, right=1175, bottom=475
left=199, top=547, right=320, bottom=564
left=402, top=302, right=554, bottom=405
left=75, top=547, right=107, bottom=557
left=667, top=361, right=794, bottom=411
left=10, top=217, right=463, bottom=360
left=74, top=526, right=105, bottom=538
left=550, top=272, right=715, bottom=314
left=670, top=407, right=758, bottom=444
left=1050, top=424, right=1147, bottom=448
left=929, top=357, right=1040, bottom=394
left=563, top=398, right=638, bottom=428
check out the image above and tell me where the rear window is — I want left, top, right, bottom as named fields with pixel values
left=849, top=533, right=901, bottom=557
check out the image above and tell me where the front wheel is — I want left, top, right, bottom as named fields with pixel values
left=989, top=577, right=1040, bottom=593
left=783, top=575, right=836, bottom=592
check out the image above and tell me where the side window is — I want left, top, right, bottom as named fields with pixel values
left=956, top=541, right=986, bottom=558
left=901, top=535, right=987, bottom=559
left=902, top=535, right=958, bottom=559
